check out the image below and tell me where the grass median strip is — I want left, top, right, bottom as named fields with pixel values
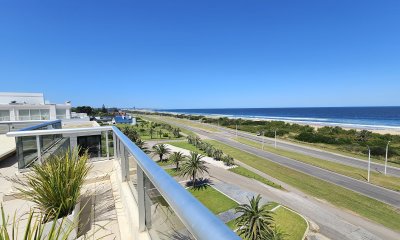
left=229, top=166, right=283, bottom=190
left=234, top=137, right=400, bottom=192
left=204, top=140, right=400, bottom=231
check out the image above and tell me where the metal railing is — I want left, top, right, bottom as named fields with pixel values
left=7, top=125, right=239, bottom=240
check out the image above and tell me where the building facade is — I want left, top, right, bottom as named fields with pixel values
left=0, top=92, right=71, bottom=121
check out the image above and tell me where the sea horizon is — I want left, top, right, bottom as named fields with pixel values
left=155, top=106, right=400, bottom=130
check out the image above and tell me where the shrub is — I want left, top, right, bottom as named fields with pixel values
left=16, top=148, right=91, bottom=221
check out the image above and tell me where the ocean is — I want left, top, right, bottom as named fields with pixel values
left=157, top=107, right=400, bottom=130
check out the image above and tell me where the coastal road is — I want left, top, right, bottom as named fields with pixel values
left=152, top=116, right=400, bottom=208
left=210, top=124, right=400, bottom=177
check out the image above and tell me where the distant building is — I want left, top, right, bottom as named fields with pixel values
left=112, top=115, right=135, bottom=125
left=0, top=92, right=71, bottom=122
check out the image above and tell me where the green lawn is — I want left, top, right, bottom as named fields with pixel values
left=164, top=168, right=181, bottom=177
left=204, top=140, right=400, bottom=231
left=234, top=137, right=400, bottom=192
left=166, top=141, right=205, bottom=154
left=273, top=207, right=308, bottom=240
left=188, top=185, right=238, bottom=214
left=229, top=166, right=283, bottom=190
left=140, top=115, right=196, bottom=136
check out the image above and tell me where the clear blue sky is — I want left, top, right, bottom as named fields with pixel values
left=1, top=1, right=399, bottom=109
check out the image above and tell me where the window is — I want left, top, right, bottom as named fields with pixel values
left=0, top=110, right=10, bottom=121
left=40, top=109, right=50, bottom=120
left=30, top=109, right=41, bottom=120
left=18, top=110, right=30, bottom=121
left=18, top=109, right=50, bottom=120
left=56, top=109, right=66, bottom=119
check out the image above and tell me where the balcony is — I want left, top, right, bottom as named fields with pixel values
left=3, top=121, right=239, bottom=239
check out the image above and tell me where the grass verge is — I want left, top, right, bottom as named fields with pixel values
left=188, top=185, right=238, bottom=214
left=204, top=140, right=400, bottom=231
left=234, top=137, right=400, bottom=192
left=229, top=166, right=283, bottom=190
left=274, top=206, right=308, bottom=240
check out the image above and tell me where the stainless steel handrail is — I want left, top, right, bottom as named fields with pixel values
left=18, top=119, right=61, bottom=131
left=112, top=126, right=240, bottom=240
left=7, top=123, right=240, bottom=239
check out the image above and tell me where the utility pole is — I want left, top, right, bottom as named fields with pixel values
left=262, top=131, right=265, bottom=150
left=367, top=145, right=371, bottom=182
left=385, top=141, right=391, bottom=175
left=236, top=124, right=238, bottom=138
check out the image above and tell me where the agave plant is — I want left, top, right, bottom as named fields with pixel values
left=16, top=148, right=91, bottom=222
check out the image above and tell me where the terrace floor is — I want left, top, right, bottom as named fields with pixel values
left=0, top=155, right=123, bottom=239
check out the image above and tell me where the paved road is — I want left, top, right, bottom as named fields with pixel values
left=153, top=117, right=400, bottom=208
left=210, top=125, right=400, bottom=177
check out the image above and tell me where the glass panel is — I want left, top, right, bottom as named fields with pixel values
left=40, top=109, right=50, bottom=120
left=18, top=110, right=30, bottom=121
left=56, top=109, right=66, bottom=119
left=77, top=135, right=102, bottom=159
left=30, top=109, right=41, bottom=120
left=0, top=110, right=10, bottom=121
left=17, top=136, right=37, bottom=168
left=127, top=149, right=138, bottom=199
left=144, top=174, right=194, bottom=240
left=41, top=136, right=70, bottom=161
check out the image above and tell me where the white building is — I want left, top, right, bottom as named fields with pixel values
left=0, top=92, right=71, bottom=121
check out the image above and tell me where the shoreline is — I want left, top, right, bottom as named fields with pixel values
left=148, top=110, right=400, bottom=135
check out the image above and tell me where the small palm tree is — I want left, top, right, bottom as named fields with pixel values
left=222, top=155, right=234, bottom=166
left=135, top=139, right=149, bottom=153
left=235, top=195, right=274, bottom=240
left=152, top=144, right=171, bottom=162
left=213, top=149, right=223, bottom=161
left=169, top=151, right=185, bottom=169
left=149, top=128, right=154, bottom=139
left=179, top=152, right=209, bottom=187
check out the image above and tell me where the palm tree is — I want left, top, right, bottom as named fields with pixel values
left=179, top=152, right=209, bottom=187
left=158, top=129, right=163, bottom=138
left=149, top=128, right=154, bottom=139
left=169, top=151, right=185, bottom=169
left=235, top=195, right=274, bottom=240
left=152, top=144, right=171, bottom=162
left=135, top=139, right=149, bottom=153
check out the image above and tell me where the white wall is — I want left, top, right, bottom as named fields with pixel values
left=0, top=92, right=44, bottom=105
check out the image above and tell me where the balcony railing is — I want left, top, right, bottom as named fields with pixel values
left=6, top=124, right=240, bottom=240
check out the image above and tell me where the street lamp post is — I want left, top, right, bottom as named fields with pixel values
left=274, top=129, right=277, bottom=149
left=385, top=141, right=391, bottom=175
left=367, top=145, right=371, bottom=182
left=236, top=124, right=238, bottom=138
left=262, top=131, right=265, bottom=150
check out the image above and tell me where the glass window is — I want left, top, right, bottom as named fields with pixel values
left=18, top=110, right=30, bottom=121
left=0, top=110, right=10, bottom=121
left=30, top=109, right=41, bottom=120
left=56, top=109, right=66, bottom=119
left=40, top=109, right=50, bottom=120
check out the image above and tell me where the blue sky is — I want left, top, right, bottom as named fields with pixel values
left=0, top=1, right=399, bottom=108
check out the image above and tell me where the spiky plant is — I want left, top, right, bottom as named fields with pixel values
left=0, top=204, right=78, bottom=240
left=222, top=155, right=234, bottom=166
left=179, top=152, right=208, bottom=187
left=169, top=151, right=185, bottom=169
left=213, top=149, right=223, bottom=161
left=235, top=195, right=274, bottom=240
left=152, top=144, right=171, bottom=162
left=16, top=148, right=91, bottom=222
